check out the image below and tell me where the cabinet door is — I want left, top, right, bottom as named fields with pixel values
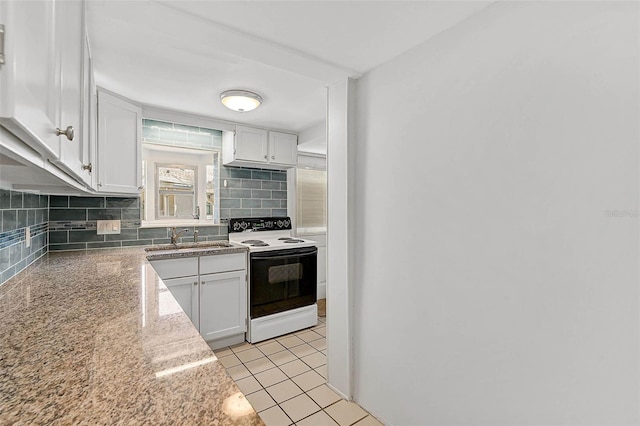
left=235, top=125, right=268, bottom=163
left=268, top=131, right=297, bottom=166
left=56, top=0, right=87, bottom=184
left=162, top=276, right=199, bottom=328
left=0, top=0, right=60, bottom=158
left=81, top=30, right=96, bottom=188
left=199, top=270, right=247, bottom=341
left=97, top=90, right=142, bottom=193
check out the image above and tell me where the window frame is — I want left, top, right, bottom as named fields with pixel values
left=141, top=144, right=220, bottom=226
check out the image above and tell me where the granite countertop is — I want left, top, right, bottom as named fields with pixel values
left=145, top=241, right=248, bottom=261
left=0, top=247, right=263, bottom=425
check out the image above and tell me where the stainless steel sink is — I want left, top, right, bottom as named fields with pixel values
left=145, top=241, right=232, bottom=252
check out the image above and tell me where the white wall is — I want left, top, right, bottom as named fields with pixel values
left=298, top=122, right=327, bottom=155
left=351, top=2, right=639, bottom=425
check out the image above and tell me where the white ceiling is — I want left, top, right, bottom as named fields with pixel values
left=87, top=0, right=492, bottom=150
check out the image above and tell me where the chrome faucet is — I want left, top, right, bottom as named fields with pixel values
left=170, top=228, right=189, bottom=245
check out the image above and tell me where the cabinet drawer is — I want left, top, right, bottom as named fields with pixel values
left=149, top=257, right=198, bottom=280
left=200, top=253, right=246, bottom=275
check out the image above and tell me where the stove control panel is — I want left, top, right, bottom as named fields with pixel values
left=229, top=217, right=292, bottom=233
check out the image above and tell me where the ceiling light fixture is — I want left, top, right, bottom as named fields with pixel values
left=220, top=90, right=263, bottom=112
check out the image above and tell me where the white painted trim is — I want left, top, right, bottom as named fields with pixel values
left=326, top=78, right=356, bottom=399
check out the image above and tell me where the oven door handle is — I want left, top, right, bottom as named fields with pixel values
left=251, top=247, right=318, bottom=259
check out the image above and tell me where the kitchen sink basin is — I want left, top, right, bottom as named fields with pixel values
left=145, top=241, right=233, bottom=252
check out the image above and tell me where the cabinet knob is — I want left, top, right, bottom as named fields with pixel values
left=194, top=281, right=198, bottom=286
left=271, top=155, right=275, bottom=160
left=56, top=126, right=74, bottom=141
left=82, top=163, right=92, bottom=173
left=138, top=185, right=144, bottom=191
left=264, top=155, right=268, bottom=160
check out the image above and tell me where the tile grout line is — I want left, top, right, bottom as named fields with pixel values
left=214, top=317, right=378, bottom=426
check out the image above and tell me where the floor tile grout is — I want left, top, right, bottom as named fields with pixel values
left=212, top=316, right=380, bottom=426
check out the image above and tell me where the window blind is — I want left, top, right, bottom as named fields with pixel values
left=296, top=168, right=327, bottom=233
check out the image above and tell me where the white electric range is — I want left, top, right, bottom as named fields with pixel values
left=228, top=217, right=318, bottom=343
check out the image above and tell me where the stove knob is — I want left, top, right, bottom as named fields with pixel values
left=284, top=219, right=290, bottom=227
left=277, top=220, right=283, bottom=228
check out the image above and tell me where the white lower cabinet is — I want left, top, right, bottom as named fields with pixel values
left=162, top=275, right=199, bottom=327
left=200, top=270, right=247, bottom=342
left=149, top=252, right=247, bottom=349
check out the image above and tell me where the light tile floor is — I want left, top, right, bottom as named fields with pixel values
left=211, top=317, right=383, bottom=426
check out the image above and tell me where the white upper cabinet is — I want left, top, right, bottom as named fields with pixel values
left=268, top=131, right=297, bottom=166
left=54, top=1, right=90, bottom=185
left=235, top=125, right=268, bottom=162
left=0, top=0, right=92, bottom=187
left=0, top=0, right=63, bottom=159
left=223, top=125, right=297, bottom=170
left=96, top=90, right=142, bottom=194
left=0, top=1, right=85, bottom=165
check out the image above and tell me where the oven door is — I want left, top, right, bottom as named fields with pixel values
left=249, top=246, right=317, bottom=319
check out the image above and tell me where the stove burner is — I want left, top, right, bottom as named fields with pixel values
left=242, top=240, right=265, bottom=244
left=278, top=237, right=293, bottom=240
left=251, top=243, right=269, bottom=247
left=283, top=239, right=304, bottom=243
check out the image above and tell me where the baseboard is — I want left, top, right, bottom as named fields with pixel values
left=317, top=281, right=326, bottom=300
left=207, top=333, right=245, bottom=350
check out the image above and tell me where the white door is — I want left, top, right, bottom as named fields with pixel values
left=269, top=131, right=297, bottom=166
left=0, top=0, right=60, bottom=158
left=97, top=90, right=142, bottom=193
left=235, top=125, right=268, bottom=163
left=162, top=276, right=199, bottom=328
left=199, top=270, right=247, bottom=341
left=56, top=0, right=86, bottom=183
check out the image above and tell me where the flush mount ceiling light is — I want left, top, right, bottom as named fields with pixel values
left=220, top=90, right=263, bottom=112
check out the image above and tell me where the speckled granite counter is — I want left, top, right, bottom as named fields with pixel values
left=0, top=247, right=263, bottom=425
left=145, top=241, right=248, bottom=261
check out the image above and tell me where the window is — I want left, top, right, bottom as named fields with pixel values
left=296, top=168, right=327, bottom=234
left=141, top=119, right=222, bottom=224
left=156, top=165, right=197, bottom=219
